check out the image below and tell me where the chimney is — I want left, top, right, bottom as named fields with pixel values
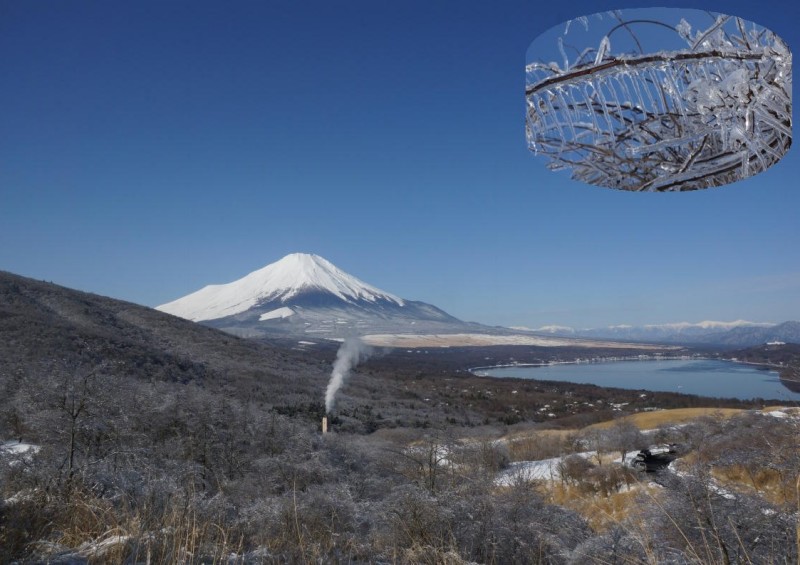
left=322, top=416, right=328, bottom=434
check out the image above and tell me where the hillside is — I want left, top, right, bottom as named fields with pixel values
left=0, top=271, right=740, bottom=434
left=0, top=270, right=331, bottom=404
left=727, top=342, right=800, bottom=393
left=0, top=270, right=795, bottom=563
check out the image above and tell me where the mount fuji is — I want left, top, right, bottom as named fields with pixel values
left=156, top=253, right=473, bottom=338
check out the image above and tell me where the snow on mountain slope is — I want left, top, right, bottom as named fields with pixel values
left=157, top=253, right=404, bottom=322
left=259, top=307, right=295, bottom=321
left=640, top=320, right=774, bottom=331
left=533, top=325, right=577, bottom=334
left=535, top=320, right=774, bottom=335
left=531, top=320, right=785, bottom=346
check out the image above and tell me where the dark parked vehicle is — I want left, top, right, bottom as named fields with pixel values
left=630, top=444, right=679, bottom=472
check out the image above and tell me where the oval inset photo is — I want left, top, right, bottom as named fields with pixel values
left=525, top=8, right=792, bottom=191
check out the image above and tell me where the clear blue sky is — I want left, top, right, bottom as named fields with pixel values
left=2, top=0, right=798, bottom=329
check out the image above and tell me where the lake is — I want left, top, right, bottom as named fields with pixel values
left=479, top=359, right=800, bottom=402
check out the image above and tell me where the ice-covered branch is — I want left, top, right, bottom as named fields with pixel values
left=525, top=9, right=792, bottom=191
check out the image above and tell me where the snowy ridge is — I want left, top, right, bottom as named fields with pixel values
left=529, top=319, right=788, bottom=347
left=157, top=253, right=404, bottom=322
left=533, top=325, right=577, bottom=334
left=536, top=320, right=774, bottom=334
left=641, top=320, right=773, bottom=331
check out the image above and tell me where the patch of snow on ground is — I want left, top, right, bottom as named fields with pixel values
left=494, top=450, right=652, bottom=487
left=496, top=457, right=563, bottom=485
left=259, top=306, right=295, bottom=321
left=0, top=440, right=39, bottom=455
left=495, top=450, right=603, bottom=486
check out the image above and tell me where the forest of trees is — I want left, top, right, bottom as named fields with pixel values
left=2, top=375, right=797, bottom=563
left=1, top=272, right=798, bottom=563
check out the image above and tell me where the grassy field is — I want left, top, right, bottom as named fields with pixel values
left=504, top=405, right=799, bottom=533
left=502, top=406, right=799, bottom=463
left=588, top=406, right=799, bottom=430
left=586, top=407, right=747, bottom=430
left=546, top=483, right=658, bottom=531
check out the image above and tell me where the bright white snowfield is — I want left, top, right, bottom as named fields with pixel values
left=156, top=253, right=404, bottom=322
left=258, top=307, right=295, bottom=321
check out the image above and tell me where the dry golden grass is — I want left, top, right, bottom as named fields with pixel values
left=761, top=405, right=797, bottom=412
left=501, top=406, right=799, bottom=539
left=500, top=407, right=800, bottom=479
left=36, top=485, right=245, bottom=564
left=503, top=409, right=753, bottom=462
left=504, top=430, right=577, bottom=462
left=502, top=408, right=748, bottom=461
left=590, top=406, right=799, bottom=431
left=544, top=483, right=659, bottom=531
left=711, top=465, right=798, bottom=506
left=587, top=408, right=746, bottom=430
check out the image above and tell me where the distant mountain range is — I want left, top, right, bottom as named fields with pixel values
left=530, top=320, right=800, bottom=347
left=157, top=253, right=482, bottom=338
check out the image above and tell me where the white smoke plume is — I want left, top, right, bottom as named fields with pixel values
left=325, top=337, right=372, bottom=414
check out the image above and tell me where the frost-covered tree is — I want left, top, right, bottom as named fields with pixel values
left=526, top=9, right=792, bottom=191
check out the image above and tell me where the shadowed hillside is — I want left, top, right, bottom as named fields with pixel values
left=0, top=270, right=330, bottom=402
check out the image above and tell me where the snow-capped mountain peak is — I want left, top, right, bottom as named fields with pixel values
left=245, top=253, right=404, bottom=306
left=157, top=253, right=404, bottom=322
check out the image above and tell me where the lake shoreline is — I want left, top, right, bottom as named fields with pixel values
left=469, top=355, right=780, bottom=375
left=471, top=357, right=797, bottom=402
